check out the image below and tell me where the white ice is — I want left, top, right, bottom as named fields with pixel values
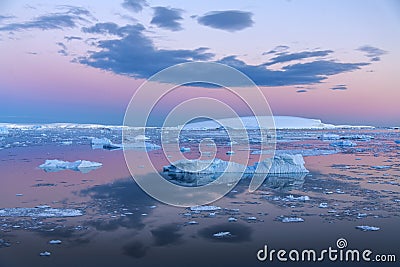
left=190, top=205, right=221, bottom=211
left=356, top=225, right=380, bottom=231
left=164, top=154, right=309, bottom=174
left=39, top=159, right=102, bottom=173
left=0, top=207, right=83, bottom=217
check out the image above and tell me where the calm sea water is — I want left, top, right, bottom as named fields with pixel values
left=0, top=128, right=399, bottom=266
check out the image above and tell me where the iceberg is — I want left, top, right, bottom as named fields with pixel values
left=190, top=205, right=221, bottom=211
left=39, top=251, right=51, bottom=257
left=39, top=159, right=102, bottom=173
left=355, top=225, right=380, bottom=231
left=281, top=217, right=304, bottom=223
left=182, top=116, right=373, bottom=130
left=49, top=240, right=62, bottom=244
left=319, top=133, right=340, bottom=140
left=0, top=207, right=83, bottom=217
left=163, top=154, right=309, bottom=175
left=330, top=140, right=357, bottom=147
left=213, top=232, right=231, bottom=238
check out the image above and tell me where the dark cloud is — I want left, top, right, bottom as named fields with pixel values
left=218, top=56, right=368, bottom=86
left=357, top=45, right=387, bottom=62
left=0, top=6, right=91, bottom=32
left=56, top=42, right=68, bottom=56
left=264, top=50, right=333, bottom=65
left=263, top=45, right=290, bottom=55
left=78, top=23, right=214, bottom=78
left=197, top=10, right=253, bottom=32
left=330, top=84, right=348, bottom=90
left=122, top=0, right=147, bottom=12
left=78, top=22, right=370, bottom=87
left=150, top=7, right=184, bottom=31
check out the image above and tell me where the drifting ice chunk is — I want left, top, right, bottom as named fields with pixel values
left=356, top=225, right=380, bottom=231
left=320, top=134, right=340, bottom=140
left=281, top=217, right=304, bottom=223
left=371, top=165, right=391, bottom=170
left=330, top=140, right=357, bottom=147
left=91, top=137, right=112, bottom=149
left=285, top=195, right=310, bottom=201
left=213, top=232, right=231, bottom=238
left=319, top=203, right=329, bottom=208
left=0, top=207, right=83, bottom=217
left=49, top=240, right=62, bottom=244
left=39, top=251, right=51, bottom=257
left=190, top=205, right=221, bottom=211
left=39, top=159, right=102, bottom=173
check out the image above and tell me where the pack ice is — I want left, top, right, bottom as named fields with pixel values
left=163, top=154, right=309, bottom=174
left=39, top=159, right=102, bottom=173
left=0, top=206, right=83, bottom=217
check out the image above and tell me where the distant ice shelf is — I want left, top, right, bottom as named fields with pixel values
left=180, top=116, right=374, bottom=130
left=39, top=159, right=102, bottom=173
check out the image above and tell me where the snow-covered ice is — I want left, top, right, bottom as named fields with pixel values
left=39, top=159, right=102, bottom=173
left=49, top=240, right=62, bottom=244
left=0, top=207, right=83, bottom=217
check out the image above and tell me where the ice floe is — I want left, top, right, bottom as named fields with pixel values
left=213, top=231, right=231, bottom=238
left=355, top=225, right=380, bottom=231
left=39, top=159, right=102, bottom=173
left=190, top=205, right=221, bottom=211
left=39, top=251, right=51, bottom=257
left=49, top=240, right=62, bottom=244
left=281, top=217, right=304, bottom=223
left=330, top=140, right=357, bottom=147
left=0, top=207, right=83, bottom=217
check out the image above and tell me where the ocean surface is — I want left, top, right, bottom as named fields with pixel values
left=0, top=127, right=399, bottom=266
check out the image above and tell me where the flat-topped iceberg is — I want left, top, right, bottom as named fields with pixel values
left=91, top=137, right=160, bottom=151
left=0, top=207, right=83, bottom=217
left=163, top=154, right=309, bottom=174
left=330, top=140, right=357, bottom=147
left=181, top=116, right=373, bottom=130
left=39, top=159, right=102, bottom=173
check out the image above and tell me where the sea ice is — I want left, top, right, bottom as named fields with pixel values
left=39, top=159, right=102, bottom=173
left=190, top=205, right=221, bottom=211
left=213, top=232, right=231, bottom=238
left=281, top=217, right=304, bottom=223
left=355, top=225, right=380, bottom=231
left=49, top=240, right=62, bottom=244
left=0, top=126, right=9, bottom=135
left=39, top=251, right=51, bottom=257
left=0, top=207, right=83, bottom=217
left=330, top=140, right=357, bottom=147
left=319, top=203, right=329, bottom=208
left=320, top=134, right=340, bottom=140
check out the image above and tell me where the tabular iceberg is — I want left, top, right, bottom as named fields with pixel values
left=0, top=207, right=83, bottom=217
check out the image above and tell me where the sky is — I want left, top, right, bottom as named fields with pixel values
left=0, top=0, right=399, bottom=126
